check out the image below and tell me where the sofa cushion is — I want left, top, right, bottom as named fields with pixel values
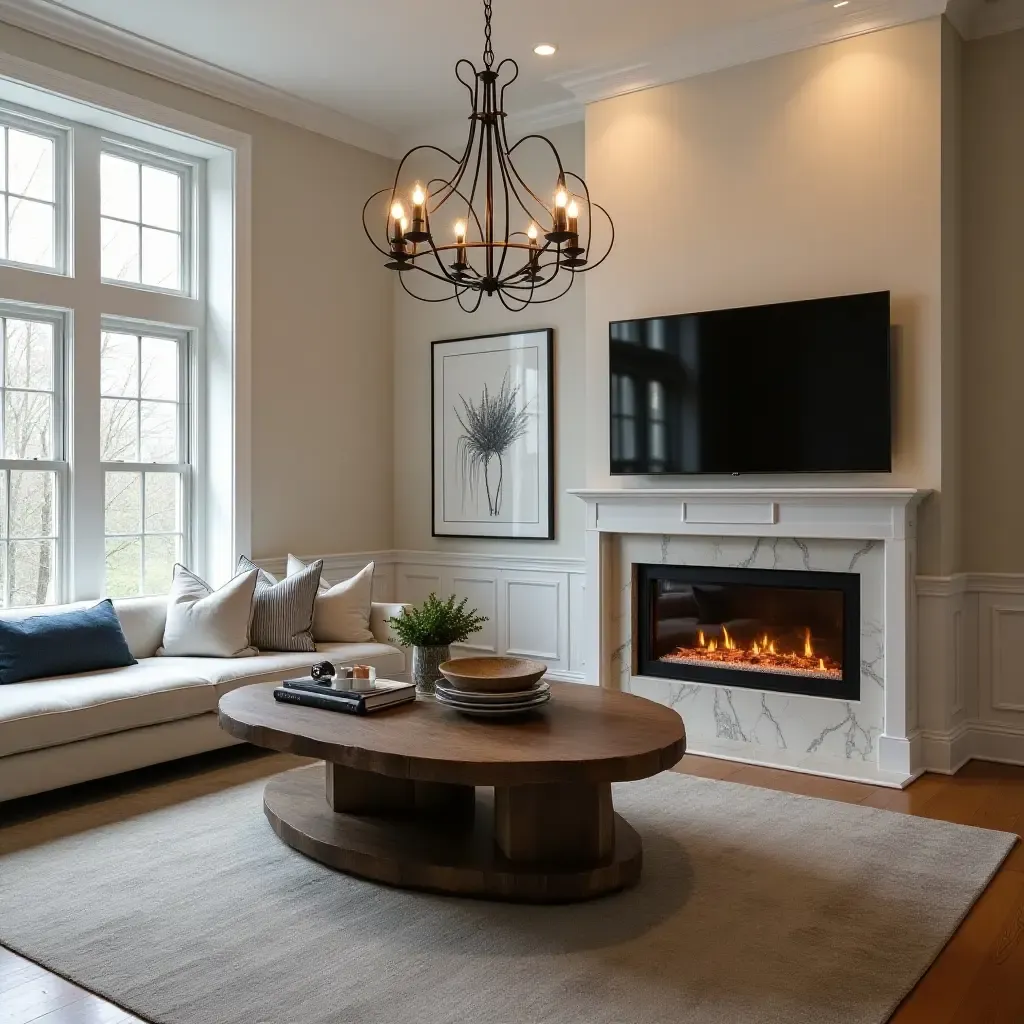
left=238, top=555, right=321, bottom=653
left=288, top=556, right=375, bottom=644
left=0, top=600, right=136, bottom=685
left=114, top=596, right=168, bottom=660
left=203, top=642, right=405, bottom=697
left=161, top=565, right=258, bottom=658
left=0, top=659, right=216, bottom=758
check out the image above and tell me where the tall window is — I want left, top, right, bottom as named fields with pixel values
left=0, top=101, right=203, bottom=608
left=101, top=326, right=188, bottom=597
left=0, top=309, right=62, bottom=606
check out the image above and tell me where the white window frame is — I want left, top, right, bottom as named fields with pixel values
left=0, top=49, right=250, bottom=603
left=100, top=138, right=197, bottom=299
left=99, top=317, right=193, bottom=596
left=0, top=103, right=70, bottom=277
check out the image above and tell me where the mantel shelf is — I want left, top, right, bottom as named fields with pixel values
left=569, top=487, right=931, bottom=504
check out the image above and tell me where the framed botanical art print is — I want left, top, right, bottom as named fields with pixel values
left=432, top=329, right=554, bottom=540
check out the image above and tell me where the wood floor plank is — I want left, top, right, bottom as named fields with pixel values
left=0, top=974, right=91, bottom=1024
left=947, top=870, right=1024, bottom=1024
left=0, top=960, right=50, bottom=995
left=857, top=771, right=949, bottom=814
left=671, top=754, right=746, bottom=780
left=27, top=995, right=139, bottom=1024
left=728, top=763, right=874, bottom=804
left=889, top=869, right=1024, bottom=1023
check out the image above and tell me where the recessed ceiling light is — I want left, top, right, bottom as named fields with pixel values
left=833, top=1, right=850, bottom=6
left=534, top=43, right=557, bottom=56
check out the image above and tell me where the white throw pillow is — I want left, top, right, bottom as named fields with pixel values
left=287, top=555, right=375, bottom=643
left=160, top=564, right=259, bottom=658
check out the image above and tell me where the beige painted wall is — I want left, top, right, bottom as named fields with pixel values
left=0, top=23, right=397, bottom=561
left=584, top=19, right=955, bottom=573
left=962, top=28, right=1024, bottom=572
left=393, top=122, right=588, bottom=559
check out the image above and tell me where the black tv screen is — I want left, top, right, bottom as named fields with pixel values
left=609, top=291, right=892, bottom=475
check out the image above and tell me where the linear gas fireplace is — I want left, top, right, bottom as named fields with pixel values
left=635, top=564, right=861, bottom=700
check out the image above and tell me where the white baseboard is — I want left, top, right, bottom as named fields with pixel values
left=919, top=721, right=1024, bottom=774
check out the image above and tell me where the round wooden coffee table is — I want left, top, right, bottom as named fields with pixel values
left=218, top=681, right=685, bottom=903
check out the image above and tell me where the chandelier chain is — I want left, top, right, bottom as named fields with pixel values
left=483, top=0, right=494, bottom=69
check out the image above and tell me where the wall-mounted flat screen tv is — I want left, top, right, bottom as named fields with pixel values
left=609, top=291, right=892, bottom=475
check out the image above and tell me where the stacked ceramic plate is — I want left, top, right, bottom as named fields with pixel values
left=435, top=657, right=550, bottom=718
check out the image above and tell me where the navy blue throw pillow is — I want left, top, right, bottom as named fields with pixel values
left=0, top=599, right=137, bottom=684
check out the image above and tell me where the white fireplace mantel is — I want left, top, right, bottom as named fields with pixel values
left=569, top=487, right=931, bottom=787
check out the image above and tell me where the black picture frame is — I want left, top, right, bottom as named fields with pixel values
left=431, top=329, right=555, bottom=540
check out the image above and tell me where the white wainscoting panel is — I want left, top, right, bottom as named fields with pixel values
left=449, top=571, right=499, bottom=654
left=916, top=574, right=1024, bottom=772
left=392, top=552, right=586, bottom=682
left=981, top=594, right=1024, bottom=715
left=505, top=574, right=564, bottom=663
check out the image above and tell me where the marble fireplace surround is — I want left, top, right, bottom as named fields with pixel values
left=571, top=488, right=929, bottom=787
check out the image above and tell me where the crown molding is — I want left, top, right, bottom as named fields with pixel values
left=956, top=0, right=1024, bottom=37
left=549, top=0, right=951, bottom=106
left=0, top=0, right=401, bottom=158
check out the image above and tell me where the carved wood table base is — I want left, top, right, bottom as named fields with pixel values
left=263, top=763, right=643, bottom=903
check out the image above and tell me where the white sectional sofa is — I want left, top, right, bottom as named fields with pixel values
left=0, top=596, right=408, bottom=803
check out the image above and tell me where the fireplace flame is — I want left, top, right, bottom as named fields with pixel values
left=662, top=626, right=841, bottom=679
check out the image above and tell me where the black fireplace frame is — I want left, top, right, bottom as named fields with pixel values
left=635, top=563, right=861, bottom=701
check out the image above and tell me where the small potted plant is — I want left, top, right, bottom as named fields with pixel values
left=389, top=594, right=488, bottom=695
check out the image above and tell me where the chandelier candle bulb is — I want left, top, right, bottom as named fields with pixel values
left=553, top=185, right=568, bottom=233
left=391, top=202, right=406, bottom=245
left=408, top=183, right=430, bottom=241
left=566, top=199, right=579, bottom=236
left=454, top=220, right=467, bottom=265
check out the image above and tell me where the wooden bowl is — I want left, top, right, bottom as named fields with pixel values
left=438, top=656, right=547, bottom=694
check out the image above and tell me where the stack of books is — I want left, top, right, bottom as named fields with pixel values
left=273, top=678, right=416, bottom=716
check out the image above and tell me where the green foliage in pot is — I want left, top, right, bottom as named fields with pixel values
left=388, top=593, right=488, bottom=648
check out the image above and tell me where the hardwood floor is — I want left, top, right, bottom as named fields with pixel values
left=1, top=750, right=1022, bottom=1023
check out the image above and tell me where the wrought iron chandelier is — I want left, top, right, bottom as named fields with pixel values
left=362, top=0, right=613, bottom=311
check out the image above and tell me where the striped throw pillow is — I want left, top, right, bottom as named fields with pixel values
left=236, top=555, right=323, bottom=652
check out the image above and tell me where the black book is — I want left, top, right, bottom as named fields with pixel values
left=273, top=686, right=414, bottom=716
left=282, top=678, right=415, bottom=709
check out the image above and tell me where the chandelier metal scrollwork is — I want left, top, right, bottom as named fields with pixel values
left=362, top=0, right=614, bottom=312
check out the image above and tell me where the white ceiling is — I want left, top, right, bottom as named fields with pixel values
left=0, top=0, right=1021, bottom=156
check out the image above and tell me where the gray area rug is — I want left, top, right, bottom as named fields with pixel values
left=0, top=767, right=1015, bottom=1024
